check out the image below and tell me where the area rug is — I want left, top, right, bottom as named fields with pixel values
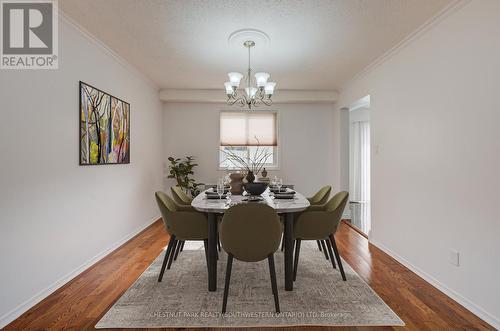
left=96, top=242, right=404, bottom=328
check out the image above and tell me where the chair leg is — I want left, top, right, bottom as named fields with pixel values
left=217, top=233, right=222, bottom=252
left=293, top=239, right=302, bottom=281
left=222, top=254, right=234, bottom=314
left=330, top=235, right=346, bottom=281
left=167, top=239, right=178, bottom=270
left=158, top=235, right=175, bottom=282
left=280, top=235, right=284, bottom=251
left=203, top=239, right=209, bottom=270
left=317, top=240, right=322, bottom=251
left=173, top=240, right=183, bottom=261
left=180, top=241, right=185, bottom=252
left=268, top=254, right=280, bottom=313
left=324, top=238, right=337, bottom=269
left=320, top=240, right=329, bottom=260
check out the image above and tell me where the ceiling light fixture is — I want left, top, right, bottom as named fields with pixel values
left=224, top=40, right=276, bottom=110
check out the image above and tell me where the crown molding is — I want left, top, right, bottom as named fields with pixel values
left=160, top=89, right=338, bottom=104
left=58, top=9, right=160, bottom=91
left=340, top=0, right=470, bottom=92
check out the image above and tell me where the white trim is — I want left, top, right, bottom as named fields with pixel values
left=58, top=9, right=160, bottom=91
left=341, top=0, right=470, bottom=92
left=160, top=89, right=338, bottom=104
left=0, top=216, right=160, bottom=329
left=370, top=239, right=500, bottom=330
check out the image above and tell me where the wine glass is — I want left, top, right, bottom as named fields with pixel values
left=217, top=182, right=224, bottom=200
left=277, top=178, right=283, bottom=192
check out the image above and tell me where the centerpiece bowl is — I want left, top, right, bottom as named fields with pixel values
left=243, top=182, right=268, bottom=196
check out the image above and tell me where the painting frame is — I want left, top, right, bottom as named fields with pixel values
left=79, top=81, right=130, bottom=165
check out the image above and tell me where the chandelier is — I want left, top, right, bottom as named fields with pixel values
left=224, top=40, right=276, bottom=110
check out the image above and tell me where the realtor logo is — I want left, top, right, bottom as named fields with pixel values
left=1, top=0, right=58, bottom=69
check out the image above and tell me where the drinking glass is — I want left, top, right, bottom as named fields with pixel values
left=277, top=178, right=283, bottom=192
left=217, top=183, right=224, bottom=200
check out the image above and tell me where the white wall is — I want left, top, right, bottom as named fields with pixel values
left=0, top=15, right=163, bottom=327
left=337, top=0, right=500, bottom=327
left=163, top=103, right=339, bottom=196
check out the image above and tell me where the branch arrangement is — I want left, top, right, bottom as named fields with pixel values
left=220, top=139, right=272, bottom=176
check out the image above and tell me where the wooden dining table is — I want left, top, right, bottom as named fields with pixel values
left=191, top=188, right=310, bottom=292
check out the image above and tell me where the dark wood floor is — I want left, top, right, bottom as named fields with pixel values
left=5, top=220, right=493, bottom=331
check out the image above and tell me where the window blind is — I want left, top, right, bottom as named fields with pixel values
left=220, top=112, right=277, bottom=146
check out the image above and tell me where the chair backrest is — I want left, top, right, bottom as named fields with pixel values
left=309, top=185, right=332, bottom=205
left=325, top=191, right=349, bottom=230
left=155, top=191, right=177, bottom=231
left=295, top=191, right=349, bottom=239
left=220, top=203, right=282, bottom=262
left=155, top=191, right=208, bottom=240
left=171, top=186, right=192, bottom=205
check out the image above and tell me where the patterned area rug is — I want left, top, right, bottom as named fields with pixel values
left=96, top=242, right=404, bottom=328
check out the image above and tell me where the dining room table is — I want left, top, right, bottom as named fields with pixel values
left=191, top=187, right=310, bottom=292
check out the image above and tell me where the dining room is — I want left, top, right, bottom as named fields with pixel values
left=1, top=0, right=500, bottom=330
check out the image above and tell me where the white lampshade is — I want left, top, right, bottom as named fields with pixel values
left=224, top=82, right=233, bottom=95
left=265, top=82, right=276, bottom=95
left=245, top=87, right=258, bottom=98
left=254, top=72, right=270, bottom=87
left=227, top=72, right=243, bottom=87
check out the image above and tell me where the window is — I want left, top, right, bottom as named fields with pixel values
left=219, top=111, right=278, bottom=169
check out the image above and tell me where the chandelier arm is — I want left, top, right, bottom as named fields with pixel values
left=227, top=95, right=246, bottom=106
left=256, top=88, right=266, bottom=100
left=260, top=98, right=272, bottom=106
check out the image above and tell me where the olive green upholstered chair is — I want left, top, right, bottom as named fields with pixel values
left=293, top=191, right=349, bottom=282
left=171, top=186, right=193, bottom=205
left=307, top=185, right=332, bottom=205
left=171, top=185, right=223, bottom=252
left=220, top=204, right=282, bottom=313
left=155, top=191, right=209, bottom=283
left=305, top=185, right=332, bottom=256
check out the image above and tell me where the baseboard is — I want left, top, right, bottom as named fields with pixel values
left=0, top=216, right=160, bottom=329
left=370, top=239, right=500, bottom=330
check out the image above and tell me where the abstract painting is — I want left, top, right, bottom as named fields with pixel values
left=79, top=81, right=130, bottom=165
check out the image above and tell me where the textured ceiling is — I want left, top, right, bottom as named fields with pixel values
left=60, top=0, right=452, bottom=90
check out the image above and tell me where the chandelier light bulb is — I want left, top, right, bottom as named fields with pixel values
left=224, top=82, right=233, bottom=95
left=254, top=72, right=270, bottom=87
left=265, top=82, right=276, bottom=96
left=228, top=72, right=244, bottom=87
left=245, top=87, right=258, bottom=98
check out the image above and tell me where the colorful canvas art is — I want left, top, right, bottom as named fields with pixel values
left=79, top=82, right=130, bottom=165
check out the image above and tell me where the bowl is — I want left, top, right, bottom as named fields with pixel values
left=243, top=182, right=268, bottom=196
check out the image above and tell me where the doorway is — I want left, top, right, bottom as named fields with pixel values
left=348, top=96, right=371, bottom=236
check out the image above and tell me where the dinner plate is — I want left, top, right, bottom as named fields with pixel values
left=274, top=194, right=295, bottom=199
left=206, top=194, right=227, bottom=199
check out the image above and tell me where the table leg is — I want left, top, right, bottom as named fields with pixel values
left=208, top=213, right=217, bottom=291
left=284, top=212, right=294, bottom=291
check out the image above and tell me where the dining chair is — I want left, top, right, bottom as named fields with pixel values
left=306, top=185, right=332, bottom=258
left=293, top=191, right=349, bottom=282
left=155, top=191, right=209, bottom=283
left=170, top=186, right=195, bottom=253
left=171, top=186, right=193, bottom=205
left=219, top=203, right=282, bottom=313
left=307, top=185, right=332, bottom=205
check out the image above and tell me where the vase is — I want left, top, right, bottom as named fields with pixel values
left=229, top=173, right=245, bottom=195
left=245, top=171, right=255, bottom=183
left=261, top=168, right=268, bottom=178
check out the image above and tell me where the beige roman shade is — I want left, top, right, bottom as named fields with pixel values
left=220, top=112, right=277, bottom=146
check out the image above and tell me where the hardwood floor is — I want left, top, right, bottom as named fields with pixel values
left=5, top=220, right=493, bottom=331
